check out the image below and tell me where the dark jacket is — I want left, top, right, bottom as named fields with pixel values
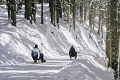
left=69, top=46, right=76, bottom=56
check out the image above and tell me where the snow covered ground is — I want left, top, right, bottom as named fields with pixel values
left=0, top=4, right=115, bottom=80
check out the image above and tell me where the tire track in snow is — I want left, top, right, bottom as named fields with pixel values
left=0, top=57, right=72, bottom=80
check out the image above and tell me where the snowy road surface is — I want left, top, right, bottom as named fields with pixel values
left=0, top=57, right=72, bottom=80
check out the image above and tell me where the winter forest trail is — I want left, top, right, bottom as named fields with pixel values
left=0, top=4, right=115, bottom=80
left=0, top=56, right=73, bottom=80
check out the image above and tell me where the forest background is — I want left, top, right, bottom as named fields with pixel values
left=0, top=0, right=120, bottom=80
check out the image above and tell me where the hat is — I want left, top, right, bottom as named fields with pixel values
left=35, top=44, right=38, bottom=48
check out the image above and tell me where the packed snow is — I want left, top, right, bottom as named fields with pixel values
left=0, top=4, right=115, bottom=80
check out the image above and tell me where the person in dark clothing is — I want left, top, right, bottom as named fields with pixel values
left=39, top=53, right=45, bottom=63
left=69, top=46, right=77, bottom=59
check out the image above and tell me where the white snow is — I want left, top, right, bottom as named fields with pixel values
left=0, top=4, right=115, bottom=80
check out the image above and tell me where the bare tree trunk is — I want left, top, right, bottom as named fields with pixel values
left=106, top=0, right=112, bottom=68
left=6, top=0, right=11, bottom=20
left=84, top=4, right=87, bottom=21
left=67, top=0, right=70, bottom=31
left=25, top=0, right=32, bottom=24
left=89, top=8, right=92, bottom=33
left=98, top=14, right=101, bottom=35
left=118, top=3, right=120, bottom=75
left=54, top=0, right=56, bottom=26
left=11, top=0, right=16, bottom=26
left=72, top=0, right=76, bottom=29
left=41, top=0, right=44, bottom=24
left=50, top=0, right=55, bottom=26
left=106, top=25, right=112, bottom=67
left=56, top=0, right=62, bottom=28
left=24, top=0, right=28, bottom=19
left=32, top=0, right=36, bottom=23
left=80, top=4, right=83, bottom=23
left=109, top=0, right=118, bottom=79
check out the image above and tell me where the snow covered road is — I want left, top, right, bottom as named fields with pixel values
left=0, top=57, right=72, bottom=80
